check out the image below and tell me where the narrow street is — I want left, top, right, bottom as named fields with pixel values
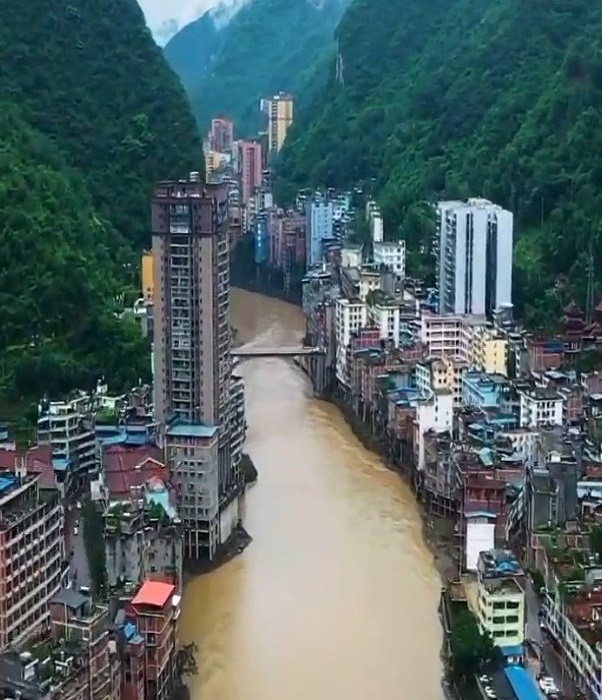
left=525, top=581, right=577, bottom=699
left=64, top=504, right=91, bottom=589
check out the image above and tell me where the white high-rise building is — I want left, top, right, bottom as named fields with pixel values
left=437, top=199, right=513, bottom=317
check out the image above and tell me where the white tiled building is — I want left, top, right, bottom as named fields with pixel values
left=373, top=240, right=406, bottom=280
left=335, top=298, right=368, bottom=386
left=437, top=198, right=514, bottom=317
left=519, top=388, right=564, bottom=428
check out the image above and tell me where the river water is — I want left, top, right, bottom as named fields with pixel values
left=180, top=289, right=444, bottom=700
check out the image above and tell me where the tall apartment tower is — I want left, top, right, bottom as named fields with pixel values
left=267, top=93, right=294, bottom=153
left=210, top=117, right=234, bottom=153
left=437, top=198, right=513, bottom=318
left=152, top=176, right=240, bottom=559
left=305, top=197, right=334, bottom=267
left=238, top=140, right=263, bottom=205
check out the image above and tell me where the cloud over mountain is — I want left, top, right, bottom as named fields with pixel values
left=138, top=0, right=249, bottom=43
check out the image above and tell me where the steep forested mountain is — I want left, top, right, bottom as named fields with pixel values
left=164, top=11, right=222, bottom=91
left=279, top=0, right=602, bottom=325
left=167, top=0, right=348, bottom=135
left=0, top=0, right=201, bottom=410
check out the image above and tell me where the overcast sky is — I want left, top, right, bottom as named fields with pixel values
left=137, top=0, right=217, bottom=32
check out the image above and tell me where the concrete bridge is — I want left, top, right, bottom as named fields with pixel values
left=231, top=345, right=325, bottom=358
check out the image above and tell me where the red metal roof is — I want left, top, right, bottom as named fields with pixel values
left=131, top=580, right=175, bottom=608
left=103, top=445, right=166, bottom=499
left=0, top=445, right=56, bottom=488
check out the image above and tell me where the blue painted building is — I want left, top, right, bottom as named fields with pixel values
left=254, top=212, right=269, bottom=264
left=305, top=198, right=334, bottom=267
left=462, top=371, right=509, bottom=409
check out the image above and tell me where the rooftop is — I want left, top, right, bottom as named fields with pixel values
left=478, top=549, right=524, bottom=578
left=103, top=444, right=165, bottom=498
left=131, top=580, right=175, bottom=609
left=0, top=475, right=17, bottom=495
left=165, top=422, right=218, bottom=439
left=504, top=665, right=544, bottom=700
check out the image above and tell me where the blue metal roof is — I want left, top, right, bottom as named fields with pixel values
left=504, top=665, right=543, bottom=700
left=95, top=425, right=119, bottom=435
left=99, top=433, right=128, bottom=447
left=124, top=433, right=147, bottom=446
left=166, top=423, right=217, bottom=439
left=0, top=476, right=17, bottom=494
left=123, top=621, right=143, bottom=645
left=464, top=510, right=497, bottom=519
left=500, top=644, right=524, bottom=657
left=51, top=458, right=70, bottom=472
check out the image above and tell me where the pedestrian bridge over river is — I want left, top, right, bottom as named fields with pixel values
left=231, top=345, right=325, bottom=358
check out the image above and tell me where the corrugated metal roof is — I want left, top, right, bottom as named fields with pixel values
left=131, top=580, right=175, bottom=609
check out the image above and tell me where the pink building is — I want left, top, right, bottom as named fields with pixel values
left=239, top=140, right=262, bottom=204
left=268, top=210, right=305, bottom=270
left=210, top=117, right=234, bottom=153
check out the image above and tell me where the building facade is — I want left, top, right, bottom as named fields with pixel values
left=266, top=93, right=293, bottom=153
left=238, top=140, right=262, bottom=205
left=37, top=394, right=97, bottom=485
left=253, top=211, right=269, bottom=264
left=152, top=177, right=241, bottom=560
left=306, top=198, right=334, bottom=267
left=129, top=581, right=180, bottom=700
left=142, top=250, right=154, bottom=302
left=473, top=549, right=526, bottom=648
left=437, top=199, right=513, bottom=317
left=0, top=471, right=65, bottom=649
left=373, top=240, right=406, bottom=280
left=210, top=117, right=234, bottom=154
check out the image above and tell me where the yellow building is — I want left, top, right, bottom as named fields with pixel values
left=470, top=325, right=509, bottom=376
left=473, top=549, right=526, bottom=648
left=142, top=250, right=154, bottom=301
left=204, top=150, right=216, bottom=178
left=267, top=93, right=294, bottom=153
left=415, top=356, right=467, bottom=408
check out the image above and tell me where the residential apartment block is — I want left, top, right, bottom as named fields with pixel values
left=0, top=471, right=65, bottom=650
left=238, top=140, right=262, bottom=205
left=373, top=240, right=406, bottom=280
left=0, top=590, right=120, bottom=700
left=104, top=480, right=183, bottom=594
left=210, top=117, right=234, bottom=154
left=265, top=93, right=293, bottom=153
left=420, top=312, right=509, bottom=376
left=365, top=199, right=383, bottom=243
left=118, top=580, right=181, bottom=700
left=152, top=177, right=242, bottom=560
left=469, top=549, right=526, bottom=648
left=437, top=198, right=513, bottom=317
left=306, top=197, right=334, bottom=267
left=37, top=394, right=97, bottom=487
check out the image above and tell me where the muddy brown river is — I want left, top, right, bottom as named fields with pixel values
left=179, top=289, right=444, bottom=700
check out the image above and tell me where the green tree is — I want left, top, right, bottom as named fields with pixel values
left=450, top=608, right=495, bottom=679
left=278, top=0, right=602, bottom=324
left=82, top=500, right=107, bottom=596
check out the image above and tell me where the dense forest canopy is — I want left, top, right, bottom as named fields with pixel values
left=166, top=0, right=348, bottom=136
left=0, top=0, right=201, bottom=251
left=0, top=0, right=202, bottom=414
left=278, top=0, right=602, bottom=328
